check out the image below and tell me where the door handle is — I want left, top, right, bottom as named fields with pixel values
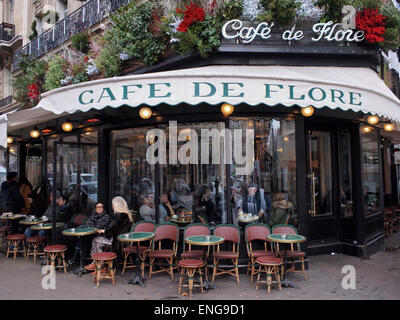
left=308, top=172, right=316, bottom=216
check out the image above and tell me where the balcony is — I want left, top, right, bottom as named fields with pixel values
left=13, top=0, right=134, bottom=71
left=0, top=22, right=15, bottom=42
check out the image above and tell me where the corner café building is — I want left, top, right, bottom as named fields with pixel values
left=2, top=21, right=400, bottom=259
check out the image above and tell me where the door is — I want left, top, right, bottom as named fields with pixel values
left=306, top=128, right=338, bottom=242
left=53, top=142, right=98, bottom=214
left=306, top=125, right=356, bottom=244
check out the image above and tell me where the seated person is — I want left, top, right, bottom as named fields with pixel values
left=84, top=202, right=112, bottom=270
left=235, top=183, right=267, bottom=222
left=197, top=186, right=218, bottom=223
left=268, top=192, right=294, bottom=227
left=139, top=194, right=155, bottom=222
left=159, top=193, right=174, bottom=222
left=56, top=194, right=74, bottom=226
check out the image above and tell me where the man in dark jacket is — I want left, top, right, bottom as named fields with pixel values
left=56, top=194, right=74, bottom=225
left=1, top=172, right=24, bottom=214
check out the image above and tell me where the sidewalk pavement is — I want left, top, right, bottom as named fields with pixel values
left=0, top=233, right=399, bottom=300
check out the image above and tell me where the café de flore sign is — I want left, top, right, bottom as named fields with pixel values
left=222, top=20, right=365, bottom=44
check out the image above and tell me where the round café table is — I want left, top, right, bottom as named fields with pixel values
left=19, top=217, right=48, bottom=226
left=185, top=235, right=224, bottom=290
left=0, top=214, right=26, bottom=234
left=267, top=234, right=306, bottom=288
left=118, top=232, right=155, bottom=286
left=63, top=227, right=98, bottom=277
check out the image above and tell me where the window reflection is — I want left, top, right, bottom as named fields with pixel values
left=230, top=118, right=297, bottom=227
left=361, top=128, right=381, bottom=214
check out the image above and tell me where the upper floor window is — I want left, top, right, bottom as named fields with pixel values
left=8, top=0, right=14, bottom=24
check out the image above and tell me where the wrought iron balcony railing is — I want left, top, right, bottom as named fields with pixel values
left=0, top=22, right=15, bottom=42
left=13, top=0, right=134, bottom=71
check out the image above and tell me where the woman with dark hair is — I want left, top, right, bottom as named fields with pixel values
left=19, top=177, right=33, bottom=215
left=85, top=202, right=112, bottom=270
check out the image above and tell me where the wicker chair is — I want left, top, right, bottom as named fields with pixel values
left=211, top=224, right=240, bottom=284
left=121, top=221, right=155, bottom=276
left=181, top=223, right=211, bottom=259
left=245, top=223, right=275, bottom=283
left=148, top=222, right=179, bottom=280
left=272, top=224, right=307, bottom=280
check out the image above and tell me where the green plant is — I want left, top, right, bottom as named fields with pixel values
left=29, top=20, right=38, bottom=41
left=44, top=55, right=67, bottom=91
left=71, top=31, right=91, bottom=54
left=72, top=72, right=89, bottom=84
left=221, top=0, right=244, bottom=21
left=100, top=1, right=168, bottom=67
left=172, top=15, right=222, bottom=57
left=94, top=46, right=122, bottom=78
left=12, top=54, right=47, bottom=108
left=258, top=0, right=300, bottom=25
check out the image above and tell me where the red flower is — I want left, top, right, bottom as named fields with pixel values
left=83, top=56, right=89, bottom=63
left=176, top=2, right=205, bottom=33
left=356, top=8, right=387, bottom=43
left=27, top=83, right=40, bottom=101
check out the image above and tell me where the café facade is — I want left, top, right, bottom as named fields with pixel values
left=2, top=17, right=400, bottom=260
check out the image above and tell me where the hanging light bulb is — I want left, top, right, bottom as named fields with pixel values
left=221, top=103, right=234, bottom=116
left=62, top=122, right=73, bottom=132
left=7, top=137, right=13, bottom=144
left=367, top=115, right=379, bottom=125
left=301, top=106, right=314, bottom=117
left=139, top=107, right=152, bottom=119
left=383, top=123, right=395, bottom=132
left=362, top=126, right=372, bottom=133
left=30, top=129, right=40, bottom=139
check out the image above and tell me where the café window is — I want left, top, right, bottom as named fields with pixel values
left=112, top=122, right=227, bottom=225
left=25, top=143, right=42, bottom=189
left=229, top=118, right=297, bottom=227
left=360, top=127, right=381, bottom=215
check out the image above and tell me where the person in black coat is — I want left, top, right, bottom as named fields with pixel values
left=1, top=172, right=24, bottom=214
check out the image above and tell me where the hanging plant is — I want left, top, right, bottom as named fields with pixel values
left=257, top=0, right=300, bottom=26
left=356, top=8, right=386, bottom=43
left=12, top=54, right=46, bottom=108
left=71, top=31, right=91, bottom=54
left=44, top=54, right=68, bottom=91
left=168, top=1, right=222, bottom=57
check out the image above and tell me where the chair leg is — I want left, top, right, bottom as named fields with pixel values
left=149, top=258, right=155, bottom=280
left=61, top=252, right=67, bottom=274
left=234, top=259, right=240, bottom=284
left=122, top=252, right=128, bottom=276
left=212, top=258, right=217, bottom=283
left=26, top=244, right=31, bottom=261
left=256, top=265, right=262, bottom=291
left=276, top=266, right=282, bottom=291
left=199, top=267, right=204, bottom=294
left=169, top=258, right=174, bottom=280
left=301, top=258, right=307, bottom=280
left=266, top=266, right=272, bottom=294
left=6, top=240, right=10, bottom=259
left=178, top=267, right=184, bottom=296
left=109, top=260, right=115, bottom=286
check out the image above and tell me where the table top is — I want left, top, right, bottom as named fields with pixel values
left=20, top=217, right=48, bottom=225
left=267, top=234, right=306, bottom=244
left=237, top=215, right=259, bottom=223
left=32, top=222, right=65, bottom=230
left=0, top=214, right=26, bottom=220
left=63, top=226, right=98, bottom=236
left=170, top=218, right=193, bottom=224
left=118, top=232, right=155, bottom=243
left=185, top=235, right=224, bottom=246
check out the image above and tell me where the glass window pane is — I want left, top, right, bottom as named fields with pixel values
left=25, top=143, right=42, bottom=189
left=8, top=144, right=18, bottom=172
left=230, top=118, right=297, bottom=227
left=0, top=148, right=7, bottom=185
left=339, top=129, right=353, bottom=218
left=361, top=127, right=381, bottom=214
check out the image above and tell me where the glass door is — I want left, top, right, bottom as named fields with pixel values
left=306, top=128, right=337, bottom=241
